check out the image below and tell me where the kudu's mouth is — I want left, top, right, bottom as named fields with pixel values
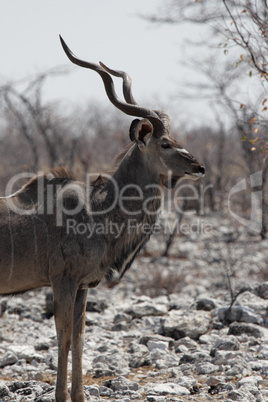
left=162, top=165, right=205, bottom=188
left=184, top=165, right=205, bottom=180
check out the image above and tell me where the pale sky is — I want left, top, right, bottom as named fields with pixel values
left=0, top=1, right=219, bottom=127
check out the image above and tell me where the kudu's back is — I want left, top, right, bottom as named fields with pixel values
left=0, top=169, right=93, bottom=295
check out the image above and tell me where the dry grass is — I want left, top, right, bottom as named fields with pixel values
left=138, top=266, right=186, bottom=298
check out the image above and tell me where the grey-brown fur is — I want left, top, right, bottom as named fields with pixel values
left=0, top=38, right=205, bottom=402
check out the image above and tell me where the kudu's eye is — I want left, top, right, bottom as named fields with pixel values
left=161, top=143, right=172, bottom=149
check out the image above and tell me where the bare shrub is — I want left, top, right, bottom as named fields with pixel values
left=138, top=265, right=186, bottom=298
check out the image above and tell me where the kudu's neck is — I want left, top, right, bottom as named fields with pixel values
left=90, top=144, right=163, bottom=221
left=93, top=144, right=163, bottom=280
left=112, top=144, right=160, bottom=189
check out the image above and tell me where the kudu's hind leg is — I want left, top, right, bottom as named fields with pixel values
left=71, top=289, right=88, bottom=402
left=53, top=280, right=77, bottom=402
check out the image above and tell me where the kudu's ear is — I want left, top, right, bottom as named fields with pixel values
left=129, top=119, right=154, bottom=147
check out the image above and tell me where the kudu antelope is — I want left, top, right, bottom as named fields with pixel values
left=0, top=36, right=205, bottom=402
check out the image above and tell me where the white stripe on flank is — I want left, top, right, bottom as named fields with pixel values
left=5, top=201, right=14, bottom=281
left=0, top=189, right=21, bottom=199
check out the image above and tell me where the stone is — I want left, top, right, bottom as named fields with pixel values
left=8, top=345, right=44, bottom=363
left=196, top=298, right=216, bottom=311
left=111, top=322, right=129, bottom=331
left=103, top=376, right=140, bottom=392
left=212, top=350, right=243, bottom=366
left=145, top=382, right=190, bottom=396
left=177, top=376, right=196, bottom=389
left=147, top=340, right=169, bottom=352
left=193, top=351, right=211, bottom=362
left=174, top=336, right=199, bottom=350
left=175, top=344, right=188, bottom=353
left=161, top=310, right=210, bottom=340
left=208, top=382, right=234, bottom=395
left=179, top=353, right=195, bottom=364
left=88, top=385, right=100, bottom=397
left=225, top=361, right=251, bottom=377
left=216, top=306, right=263, bottom=325
left=114, top=312, right=132, bottom=324
left=99, top=385, right=113, bottom=397
left=237, top=375, right=263, bottom=388
left=0, top=381, right=10, bottom=398
left=93, top=365, right=116, bottom=378
left=128, top=343, right=152, bottom=368
left=195, top=362, right=218, bottom=375
left=256, top=344, right=268, bottom=360
left=146, top=397, right=164, bottom=402
left=5, top=381, right=54, bottom=401
left=34, top=341, right=50, bottom=351
left=149, top=349, right=166, bottom=362
left=125, top=301, right=167, bottom=318
left=139, top=334, right=174, bottom=348
left=45, top=354, right=57, bottom=370
left=0, top=351, right=18, bottom=367
left=210, top=336, right=240, bottom=357
left=227, top=389, right=245, bottom=400
left=86, top=297, right=108, bottom=313
left=228, top=322, right=264, bottom=338
left=198, top=333, right=220, bottom=345
left=254, top=282, right=268, bottom=299
left=206, top=376, right=227, bottom=386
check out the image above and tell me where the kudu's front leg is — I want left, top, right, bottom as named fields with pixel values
left=53, top=280, right=77, bottom=402
left=71, top=288, right=88, bottom=402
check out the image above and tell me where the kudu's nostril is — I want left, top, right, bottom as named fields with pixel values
left=199, top=166, right=205, bottom=175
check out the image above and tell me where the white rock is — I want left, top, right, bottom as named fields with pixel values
left=237, top=375, right=263, bottom=388
left=126, top=302, right=167, bottom=318
left=217, top=306, right=263, bottom=325
left=147, top=341, right=169, bottom=351
left=0, top=351, right=18, bottom=367
left=162, top=310, right=210, bottom=340
left=212, top=350, right=244, bottom=366
left=7, top=345, right=38, bottom=362
left=88, top=385, right=99, bottom=397
left=107, top=376, right=140, bottom=392
left=177, top=375, right=197, bottom=389
left=195, top=362, right=219, bottom=375
left=145, top=382, right=190, bottom=396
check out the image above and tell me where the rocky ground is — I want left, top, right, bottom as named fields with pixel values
left=0, top=214, right=268, bottom=401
